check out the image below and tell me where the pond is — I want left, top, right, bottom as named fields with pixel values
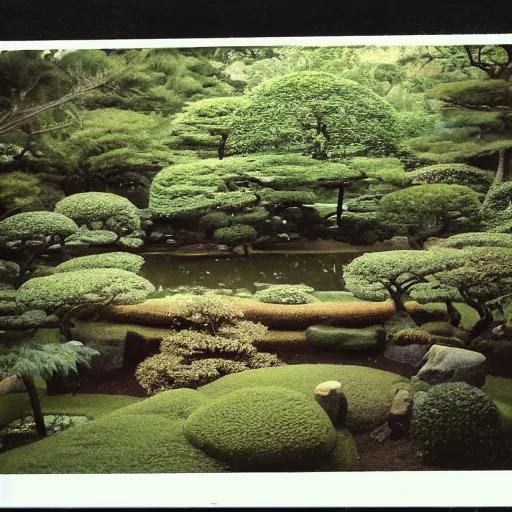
left=140, top=251, right=367, bottom=292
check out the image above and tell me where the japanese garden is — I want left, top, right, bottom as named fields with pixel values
left=2, top=43, right=512, bottom=472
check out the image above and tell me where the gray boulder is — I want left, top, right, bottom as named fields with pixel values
left=415, top=344, right=487, bottom=387
left=385, top=344, right=430, bottom=367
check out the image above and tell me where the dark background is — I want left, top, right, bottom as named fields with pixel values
left=0, top=0, right=511, bottom=41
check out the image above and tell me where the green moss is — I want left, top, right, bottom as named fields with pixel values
left=199, top=364, right=409, bottom=432
left=419, top=302, right=480, bottom=332
left=311, top=291, right=360, bottom=302
left=306, top=325, right=385, bottom=350
left=65, top=228, right=118, bottom=247
left=436, top=232, right=512, bottom=249
left=0, top=310, right=47, bottom=329
left=0, top=391, right=226, bottom=474
left=32, top=328, right=65, bottom=345
left=411, top=382, right=503, bottom=468
left=420, top=321, right=470, bottom=343
left=184, top=386, right=337, bottom=470
left=315, top=429, right=359, bottom=471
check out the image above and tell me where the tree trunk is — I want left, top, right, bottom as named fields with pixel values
left=336, top=185, right=345, bottom=228
left=218, top=133, right=228, bottom=160
left=446, top=300, right=462, bottom=327
left=483, top=148, right=511, bottom=206
left=470, top=306, right=494, bottom=338
left=22, top=376, right=46, bottom=437
left=406, top=233, right=423, bottom=250
left=243, top=244, right=250, bottom=258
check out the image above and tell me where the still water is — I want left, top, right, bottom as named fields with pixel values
left=140, top=252, right=366, bottom=292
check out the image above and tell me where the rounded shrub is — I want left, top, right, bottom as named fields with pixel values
left=0, top=212, right=78, bottom=248
left=118, top=237, right=144, bottom=249
left=408, top=164, right=494, bottom=193
left=436, top=232, right=512, bottom=249
left=16, top=268, right=155, bottom=312
left=213, top=224, right=258, bottom=245
left=255, top=285, right=319, bottom=305
left=230, top=207, right=270, bottom=227
left=410, top=381, right=503, bottom=468
left=54, top=252, right=145, bottom=274
left=393, top=328, right=433, bottom=346
left=198, top=212, right=231, bottom=233
left=65, top=228, right=118, bottom=247
left=54, top=192, right=141, bottom=234
left=184, top=386, right=338, bottom=470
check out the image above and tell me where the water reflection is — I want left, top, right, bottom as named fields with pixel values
left=141, top=252, right=364, bottom=292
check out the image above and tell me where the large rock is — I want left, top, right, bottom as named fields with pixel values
left=415, top=344, right=487, bottom=387
left=384, top=344, right=430, bottom=367
left=314, top=381, right=348, bottom=425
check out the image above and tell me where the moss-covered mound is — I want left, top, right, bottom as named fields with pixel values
left=104, top=297, right=404, bottom=329
left=199, top=364, right=409, bottom=432
left=483, top=376, right=512, bottom=435
left=252, top=330, right=308, bottom=351
left=184, top=386, right=342, bottom=470
left=0, top=390, right=226, bottom=474
left=306, top=325, right=385, bottom=351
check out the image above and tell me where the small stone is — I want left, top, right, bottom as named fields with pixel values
left=370, top=422, right=392, bottom=442
left=388, top=388, right=413, bottom=436
left=314, top=381, right=347, bottom=425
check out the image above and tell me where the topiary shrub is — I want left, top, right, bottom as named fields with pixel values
left=255, top=284, right=319, bottom=305
left=183, top=386, right=339, bottom=471
left=408, top=164, right=494, bottom=193
left=434, top=232, right=512, bottom=249
left=0, top=212, right=78, bottom=250
left=230, top=207, right=270, bottom=227
left=213, top=224, right=258, bottom=245
left=198, top=212, right=231, bottom=235
left=54, top=252, right=145, bottom=275
left=410, top=381, right=504, bottom=468
left=54, top=192, right=141, bottom=235
left=0, top=309, right=47, bottom=329
left=16, top=269, right=155, bottom=313
left=306, top=325, right=385, bottom=351
left=393, top=328, right=434, bottom=346
left=118, top=237, right=144, bottom=249
left=64, top=228, right=118, bottom=247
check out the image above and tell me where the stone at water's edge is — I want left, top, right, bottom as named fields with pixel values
left=415, top=344, right=487, bottom=387
left=388, top=388, right=413, bottom=437
left=314, top=381, right=348, bottom=425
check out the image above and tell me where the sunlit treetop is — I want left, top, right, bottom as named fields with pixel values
left=230, top=71, right=401, bottom=159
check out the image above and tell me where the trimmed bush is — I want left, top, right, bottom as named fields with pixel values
left=118, top=237, right=144, bottom=249
left=410, top=382, right=504, bottom=468
left=184, top=386, right=338, bottom=470
left=393, top=328, right=433, bottom=346
left=0, top=212, right=78, bottom=248
left=65, top=228, right=118, bottom=247
left=0, top=260, right=20, bottom=280
left=0, top=310, right=47, bottom=329
left=16, top=269, right=155, bottom=312
left=306, top=325, right=385, bottom=351
left=255, top=285, right=319, bottom=305
left=230, top=207, right=270, bottom=227
left=213, top=224, right=258, bottom=245
left=54, top=252, right=145, bottom=275
left=198, top=212, right=231, bottom=234
left=434, top=232, right=512, bottom=249
left=54, top=192, right=141, bottom=235
left=408, top=164, right=494, bottom=193
left=261, top=190, right=317, bottom=207
left=199, top=364, right=410, bottom=432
